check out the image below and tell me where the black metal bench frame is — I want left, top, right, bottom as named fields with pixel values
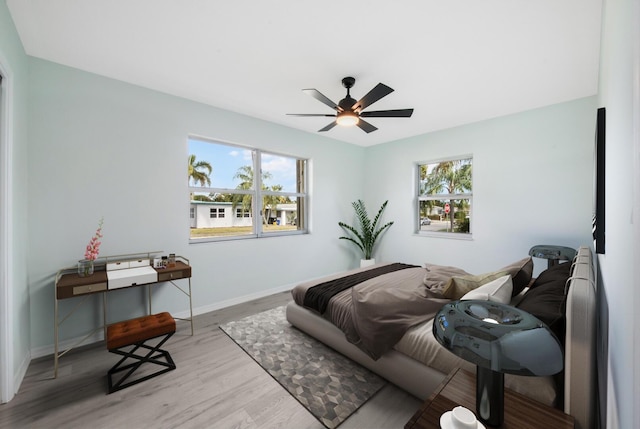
left=107, top=331, right=176, bottom=393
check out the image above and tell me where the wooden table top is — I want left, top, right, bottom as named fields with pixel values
left=405, top=368, right=575, bottom=429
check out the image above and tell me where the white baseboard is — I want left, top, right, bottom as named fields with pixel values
left=31, top=282, right=294, bottom=360
left=13, top=350, right=30, bottom=395
left=182, top=282, right=293, bottom=318
left=31, top=330, right=104, bottom=360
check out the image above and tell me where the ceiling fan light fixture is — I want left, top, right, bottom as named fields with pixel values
left=336, top=111, right=359, bottom=127
left=289, top=77, right=413, bottom=133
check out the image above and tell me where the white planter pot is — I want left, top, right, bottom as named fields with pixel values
left=360, top=258, right=376, bottom=268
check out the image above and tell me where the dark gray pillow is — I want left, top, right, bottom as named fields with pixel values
left=517, top=261, right=572, bottom=345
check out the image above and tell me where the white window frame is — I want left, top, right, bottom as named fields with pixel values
left=188, top=136, right=308, bottom=243
left=415, top=155, right=473, bottom=239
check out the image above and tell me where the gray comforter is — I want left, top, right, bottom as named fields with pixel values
left=291, top=263, right=450, bottom=359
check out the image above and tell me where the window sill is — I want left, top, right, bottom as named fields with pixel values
left=414, top=231, right=473, bottom=241
left=189, top=230, right=308, bottom=244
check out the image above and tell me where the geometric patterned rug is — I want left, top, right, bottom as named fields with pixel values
left=219, top=306, right=387, bottom=428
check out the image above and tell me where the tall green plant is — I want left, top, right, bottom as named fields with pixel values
left=338, top=200, right=394, bottom=260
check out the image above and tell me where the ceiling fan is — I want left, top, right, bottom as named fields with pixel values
left=287, top=77, right=414, bottom=133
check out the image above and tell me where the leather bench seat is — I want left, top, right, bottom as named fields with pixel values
left=107, top=312, right=176, bottom=349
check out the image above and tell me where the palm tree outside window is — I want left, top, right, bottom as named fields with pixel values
left=187, top=136, right=308, bottom=241
left=417, top=157, right=472, bottom=235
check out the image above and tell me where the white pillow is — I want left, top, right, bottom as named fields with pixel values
left=460, top=274, right=513, bottom=303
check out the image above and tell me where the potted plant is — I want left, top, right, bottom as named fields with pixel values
left=338, top=199, right=394, bottom=267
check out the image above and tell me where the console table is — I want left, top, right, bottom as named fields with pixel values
left=53, top=252, right=193, bottom=378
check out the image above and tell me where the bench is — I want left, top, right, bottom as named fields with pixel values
left=106, top=312, right=176, bottom=393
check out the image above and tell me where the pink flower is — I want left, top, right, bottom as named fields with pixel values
left=84, top=218, right=104, bottom=261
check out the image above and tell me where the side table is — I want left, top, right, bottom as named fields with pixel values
left=405, top=368, right=574, bottom=429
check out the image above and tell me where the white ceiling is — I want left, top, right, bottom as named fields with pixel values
left=7, top=0, right=603, bottom=147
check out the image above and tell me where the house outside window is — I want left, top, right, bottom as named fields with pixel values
left=188, top=136, right=308, bottom=241
left=417, top=156, right=472, bottom=236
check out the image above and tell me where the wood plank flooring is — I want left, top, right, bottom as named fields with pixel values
left=0, top=291, right=421, bottom=429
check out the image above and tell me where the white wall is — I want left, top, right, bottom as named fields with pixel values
left=0, top=1, right=30, bottom=403
left=26, top=58, right=366, bottom=351
left=364, top=97, right=596, bottom=275
left=597, top=0, right=640, bottom=428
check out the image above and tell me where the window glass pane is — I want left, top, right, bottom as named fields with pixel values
left=417, top=156, right=472, bottom=236
left=260, top=153, right=305, bottom=193
left=188, top=137, right=308, bottom=242
left=262, top=196, right=305, bottom=233
left=419, top=199, right=471, bottom=234
left=419, top=158, right=472, bottom=196
left=189, top=138, right=255, bottom=190
left=189, top=193, right=254, bottom=239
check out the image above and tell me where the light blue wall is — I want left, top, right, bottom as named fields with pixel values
left=364, top=97, right=596, bottom=274
left=0, top=0, right=30, bottom=400
left=597, top=0, right=639, bottom=427
left=22, top=55, right=602, bottom=394
left=26, top=58, right=366, bottom=350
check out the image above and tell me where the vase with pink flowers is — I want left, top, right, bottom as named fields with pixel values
left=78, top=218, right=104, bottom=277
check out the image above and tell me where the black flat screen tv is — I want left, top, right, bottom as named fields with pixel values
left=593, top=107, right=605, bottom=254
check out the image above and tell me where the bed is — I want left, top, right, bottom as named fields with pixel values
left=286, top=246, right=596, bottom=429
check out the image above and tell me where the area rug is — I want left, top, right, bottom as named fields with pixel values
left=219, top=306, right=386, bottom=429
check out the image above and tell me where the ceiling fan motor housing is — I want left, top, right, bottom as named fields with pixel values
left=339, top=96, right=357, bottom=111
left=340, top=77, right=357, bottom=110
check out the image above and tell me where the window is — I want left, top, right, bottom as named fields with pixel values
left=236, top=208, right=250, bottom=218
left=188, top=136, right=308, bottom=241
left=209, top=208, right=225, bottom=218
left=417, top=156, right=472, bottom=236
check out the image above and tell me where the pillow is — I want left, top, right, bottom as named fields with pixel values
left=497, top=256, right=534, bottom=296
left=442, top=270, right=509, bottom=300
left=516, top=262, right=572, bottom=345
left=460, top=274, right=513, bottom=303
left=529, top=261, right=572, bottom=289
left=422, top=263, right=470, bottom=295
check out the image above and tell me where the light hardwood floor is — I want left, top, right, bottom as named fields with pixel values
left=0, top=291, right=421, bottom=429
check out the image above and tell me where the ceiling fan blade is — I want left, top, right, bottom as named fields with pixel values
left=302, top=89, right=340, bottom=111
left=361, top=108, right=414, bottom=118
left=352, top=83, right=394, bottom=112
left=287, top=113, right=336, bottom=117
left=356, top=119, right=378, bottom=133
left=318, top=121, right=338, bottom=132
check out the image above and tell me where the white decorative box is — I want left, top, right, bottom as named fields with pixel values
left=107, top=266, right=157, bottom=290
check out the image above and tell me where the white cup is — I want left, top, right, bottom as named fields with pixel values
left=451, top=406, right=477, bottom=429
